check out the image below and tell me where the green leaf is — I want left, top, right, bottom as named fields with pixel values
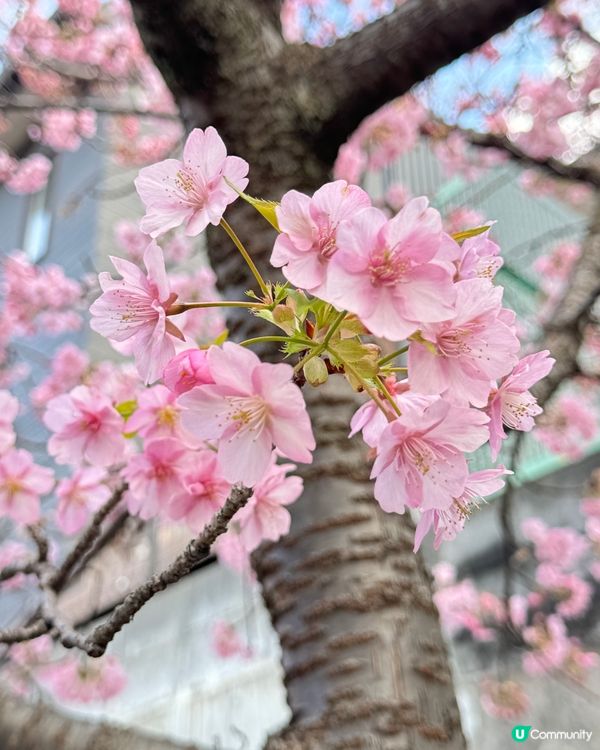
left=225, top=178, right=280, bottom=230
left=115, top=399, right=137, bottom=420
left=450, top=225, right=491, bottom=243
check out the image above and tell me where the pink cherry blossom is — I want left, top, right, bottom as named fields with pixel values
left=55, top=467, right=112, bottom=535
left=349, top=378, right=434, bottom=449
left=414, top=466, right=510, bottom=551
left=166, top=450, right=231, bottom=533
left=371, top=399, right=489, bottom=515
left=40, top=655, right=126, bottom=703
left=178, top=343, right=315, bottom=486
left=487, top=350, right=555, bottom=460
left=480, top=679, right=529, bottom=720
left=329, top=199, right=455, bottom=340
left=0, top=389, right=19, bottom=453
left=433, top=578, right=494, bottom=640
left=521, top=517, right=588, bottom=570
left=0, top=449, right=54, bottom=524
left=235, top=455, right=303, bottom=552
left=90, top=242, right=183, bottom=384
left=135, top=126, right=249, bottom=238
left=536, top=565, right=592, bottom=620
left=163, top=349, right=214, bottom=396
left=332, top=141, right=367, bottom=184
left=5, top=153, right=52, bottom=194
left=408, top=278, right=520, bottom=407
left=123, top=438, right=188, bottom=520
left=44, top=385, right=127, bottom=467
left=30, top=343, right=90, bottom=409
left=211, top=620, right=252, bottom=660
left=453, top=230, right=503, bottom=281
left=522, top=615, right=572, bottom=675
left=270, top=180, right=371, bottom=297
left=126, top=384, right=198, bottom=446
left=535, top=394, right=597, bottom=459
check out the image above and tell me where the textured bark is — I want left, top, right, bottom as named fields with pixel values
left=0, top=688, right=201, bottom=750
left=127, top=0, right=558, bottom=747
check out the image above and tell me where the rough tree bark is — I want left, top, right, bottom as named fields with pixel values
left=125, top=1, right=550, bottom=748
left=0, top=688, right=201, bottom=750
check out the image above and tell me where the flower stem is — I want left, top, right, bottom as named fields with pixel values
left=376, top=375, right=402, bottom=418
left=167, top=300, right=264, bottom=315
left=378, top=345, right=409, bottom=367
left=293, top=309, right=347, bottom=374
left=342, top=360, right=391, bottom=419
left=220, top=218, right=269, bottom=297
left=239, top=335, right=311, bottom=348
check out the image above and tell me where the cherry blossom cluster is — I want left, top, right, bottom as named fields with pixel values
left=0, top=0, right=181, bottom=193
left=79, top=125, right=555, bottom=553
left=432, top=482, right=600, bottom=720
left=2, top=634, right=126, bottom=705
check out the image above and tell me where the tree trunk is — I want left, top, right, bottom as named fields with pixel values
left=0, top=688, right=201, bottom=750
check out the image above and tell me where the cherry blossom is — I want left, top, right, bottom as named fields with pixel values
left=40, top=655, right=126, bottom=703
left=414, top=466, right=510, bottom=551
left=123, top=438, right=188, bottom=520
left=487, top=350, right=555, bottom=459
left=521, top=517, right=588, bottom=570
left=236, top=455, right=303, bottom=552
left=90, top=242, right=183, bottom=384
left=135, top=127, right=249, bottom=238
left=44, top=385, right=127, bottom=467
left=0, top=449, right=54, bottom=525
left=480, top=679, right=530, bottom=720
left=329, top=199, right=455, bottom=340
left=0, top=389, right=19, bottom=453
left=179, top=343, right=315, bottom=486
left=166, top=451, right=231, bottom=533
left=211, top=620, right=252, bottom=660
left=271, top=180, right=371, bottom=297
left=163, top=349, right=214, bottom=396
left=5, top=153, right=52, bottom=194
left=126, top=384, right=199, bottom=446
left=408, top=278, right=520, bottom=407
left=55, top=467, right=112, bottom=535
left=371, top=399, right=489, bottom=515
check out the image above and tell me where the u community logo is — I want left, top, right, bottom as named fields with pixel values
left=512, top=726, right=531, bottom=742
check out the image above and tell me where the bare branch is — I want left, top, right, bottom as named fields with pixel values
left=85, top=484, right=251, bottom=656
left=463, top=130, right=600, bottom=187
left=0, top=485, right=251, bottom=655
left=0, top=94, right=180, bottom=121
left=49, top=486, right=126, bottom=593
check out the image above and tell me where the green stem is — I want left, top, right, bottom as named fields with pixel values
left=293, top=309, right=347, bottom=374
left=376, top=375, right=402, bottom=418
left=383, top=366, right=408, bottom=373
left=342, top=360, right=391, bottom=419
left=167, top=300, right=264, bottom=315
left=220, top=218, right=269, bottom=297
left=378, top=345, right=409, bottom=367
left=239, top=335, right=311, bottom=348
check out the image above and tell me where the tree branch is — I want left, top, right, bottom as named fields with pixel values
left=463, top=130, right=600, bottom=186
left=0, top=485, right=252, bottom=656
left=0, top=94, right=179, bottom=121
left=49, top=486, right=126, bottom=593
left=310, top=0, right=547, bottom=159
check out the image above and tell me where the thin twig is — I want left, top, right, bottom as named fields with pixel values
left=49, top=486, right=126, bottom=593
